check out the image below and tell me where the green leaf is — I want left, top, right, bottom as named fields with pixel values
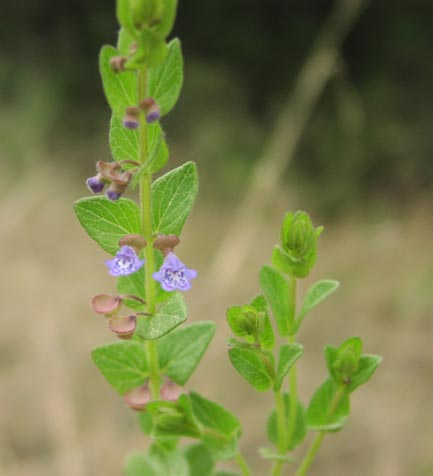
left=294, top=279, right=339, bottom=331
left=147, top=395, right=202, bottom=439
left=125, top=451, right=157, bottom=476
left=190, top=392, right=241, bottom=459
left=109, top=113, right=140, bottom=163
left=117, top=266, right=146, bottom=310
left=346, top=354, right=382, bottom=394
left=250, top=295, right=275, bottom=350
left=117, top=27, right=135, bottom=55
left=91, top=341, right=148, bottom=394
left=158, top=322, right=216, bottom=385
left=259, top=266, right=293, bottom=337
left=267, top=396, right=306, bottom=451
left=148, top=38, right=183, bottom=116
left=149, top=445, right=190, bottom=476
left=136, top=292, right=187, bottom=340
left=99, top=45, right=138, bottom=116
left=228, top=347, right=274, bottom=391
left=152, top=161, right=198, bottom=235
left=259, top=447, right=294, bottom=463
left=274, top=343, right=304, bottom=392
left=73, top=197, right=141, bottom=255
left=306, top=379, right=350, bottom=432
left=226, top=305, right=258, bottom=345
left=184, top=444, right=214, bottom=476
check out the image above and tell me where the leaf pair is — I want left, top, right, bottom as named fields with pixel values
left=92, top=321, right=216, bottom=393
left=74, top=161, right=198, bottom=255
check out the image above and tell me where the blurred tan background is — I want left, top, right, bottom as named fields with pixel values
left=1, top=1, right=432, bottom=475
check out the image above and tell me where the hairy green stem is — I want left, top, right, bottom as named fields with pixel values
left=138, top=67, right=160, bottom=399
left=287, top=276, right=297, bottom=446
left=294, top=385, right=346, bottom=476
left=235, top=450, right=252, bottom=476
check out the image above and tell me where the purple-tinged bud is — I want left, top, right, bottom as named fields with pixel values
left=139, top=98, right=160, bottom=123
left=92, top=294, right=122, bottom=315
left=122, top=106, right=140, bottom=130
left=105, top=245, right=145, bottom=276
left=124, top=384, right=151, bottom=411
left=106, top=188, right=122, bottom=201
left=86, top=174, right=106, bottom=193
left=105, top=171, right=132, bottom=201
left=119, top=234, right=147, bottom=254
left=153, top=235, right=180, bottom=256
left=160, top=380, right=183, bottom=402
left=109, top=56, right=127, bottom=73
left=108, top=315, right=137, bottom=339
left=153, top=252, right=197, bottom=292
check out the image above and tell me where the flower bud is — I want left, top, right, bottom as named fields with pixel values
left=139, top=98, right=160, bottom=123
left=131, top=0, right=164, bottom=27
left=105, top=171, right=132, bottom=201
left=123, top=383, right=151, bottom=411
left=277, top=211, right=323, bottom=278
left=109, top=56, right=127, bottom=73
left=119, top=234, right=147, bottom=253
left=96, top=160, right=121, bottom=181
left=108, top=315, right=137, bottom=339
left=122, top=106, right=141, bottom=129
left=153, top=234, right=180, bottom=255
left=86, top=174, right=106, bottom=193
left=92, top=294, right=122, bottom=315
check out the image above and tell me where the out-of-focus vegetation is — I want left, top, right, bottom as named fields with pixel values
left=1, top=0, right=432, bottom=212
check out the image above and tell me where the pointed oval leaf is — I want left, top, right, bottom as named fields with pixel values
left=157, top=321, right=216, bottom=385
left=148, top=38, right=183, bottom=116
left=184, top=444, right=214, bottom=476
left=91, top=341, right=148, bottom=394
left=136, top=292, right=187, bottom=340
left=228, top=347, right=274, bottom=391
left=250, top=294, right=275, bottom=350
left=295, top=279, right=339, bottom=331
left=346, top=354, right=382, bottom=393
left=109, top=113, right=140, bottom=163
left=99, top=45, right=138, bottom=115
left=125, top=452, right=157, bottom=476
left=189, top=392, right=241, bottom=459
left=274, top=343, right=304, bottom=392
left=306, top=378, right=350, bottom=432
left=74, top=197, right=141, bottom=255
left=259, top=266, right=292, bottom=337
left=151, top=161, right=198, bottom=235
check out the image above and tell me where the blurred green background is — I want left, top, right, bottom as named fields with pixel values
left=0, top=1, right=432, bottom=476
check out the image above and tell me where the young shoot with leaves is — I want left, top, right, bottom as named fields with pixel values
left=74, top=1, right=381, bottom=475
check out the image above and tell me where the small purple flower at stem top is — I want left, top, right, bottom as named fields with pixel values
left=153, top=252, right=197, bottom=291
left=105, top=246, right=145, bottom=277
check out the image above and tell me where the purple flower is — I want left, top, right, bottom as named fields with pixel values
left=105, top=246, right=145, bottom=277
left=106, top=188, right=122, bottom=201
left=86, top=175, right=105, bottom=193
left=153, top=252, right=197, bottom=291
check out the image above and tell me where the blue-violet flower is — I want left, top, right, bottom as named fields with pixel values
left=105, top=246, right=145, bottom=277
left=153, top=252, right=197, bottom=291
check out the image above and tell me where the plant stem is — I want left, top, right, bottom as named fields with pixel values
left=294, top=385, right=346, bottom=476
left=235, top=450, right=251, bottom=476
left=138, top=67, right=160, bottom=399
left=287, top=276, right=297, bottom=445
left=275, top=390, right=288, bottom=453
